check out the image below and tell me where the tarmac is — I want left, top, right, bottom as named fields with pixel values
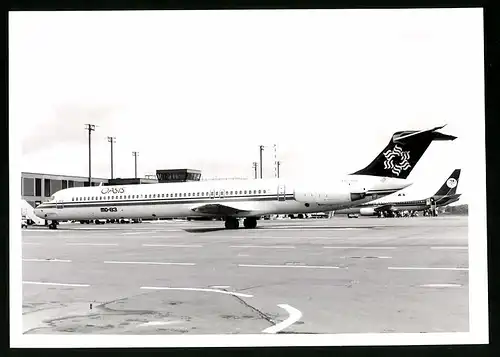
left=21, top=216, right=469, bottom=335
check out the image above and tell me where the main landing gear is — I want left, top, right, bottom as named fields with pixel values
left=48, top=220, right=58, bottom=230
left=224, top=217, right=258, bottom=229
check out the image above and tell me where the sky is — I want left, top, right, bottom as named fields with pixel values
left=10, top=9, right=485, bottom=205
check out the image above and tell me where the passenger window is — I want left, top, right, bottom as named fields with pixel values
left=263, top=190, right=266, bottom=194
left=239, top=190, right=242, bottom=194
left=183, top=193, right=186, bottom=197
left=253, top=190, right=256, bottom=194
left=153, top=194, right=156, bottom=198
left=188, top=193, right=191, bottom=196
left=258, top=190, right=261, bottom=194
left=244, top=190, right=247, bottom=194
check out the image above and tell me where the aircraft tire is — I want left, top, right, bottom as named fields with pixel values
left=225, top=218, right=239, bottom=229
left=243, top=217, right=257, bottom=229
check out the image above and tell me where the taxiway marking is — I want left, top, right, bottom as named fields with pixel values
left=388, top=267, right=468, bottom=271
left=230, top=245, right=296, bottom=249
left=262, top=304, right=303, bottom=334
left=420, top=284, right=463, bottom=288
left=140, top=286, right=253, bottom=298
left=137, top=321, right=184, bottom=327
left=430, top=246, right=468, bottom=250
left=104, top=261, right=195, bottom=266
left=324, top=246, right=396, bottom=250
left=23, top=258, right=71, bottom=263
left=23, top=281, right=90, bottom=287
left=238, top=264, right=342, bottom=269
left=142, top=244, right=203, bottom=248
left=340, top=256, right=392, bottom=259
left=66, top=243, right=119, bottom=246
left=122, top=231, right=159, bottom=235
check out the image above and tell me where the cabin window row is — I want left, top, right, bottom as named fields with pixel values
left=71, top=189, right=268, bottom=202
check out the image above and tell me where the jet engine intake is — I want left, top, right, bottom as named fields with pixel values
left=359, top=207, right=376, bottom=216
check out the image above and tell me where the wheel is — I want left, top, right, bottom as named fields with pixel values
left=224, top=218, right=239, bottom=229
left=243, top=217, right=257, bottom=229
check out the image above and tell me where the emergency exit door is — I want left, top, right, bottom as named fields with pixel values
left=277, top=185, right=286, bottom=201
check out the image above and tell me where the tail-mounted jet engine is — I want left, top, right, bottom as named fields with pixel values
left=294, top=182, right=368, bottom=205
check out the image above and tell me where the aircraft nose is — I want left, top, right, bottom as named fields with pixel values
left=34, top=207, right=43, bottom=218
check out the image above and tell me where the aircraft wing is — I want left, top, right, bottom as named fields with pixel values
left=372, top=204, right=395, bottom=212
left=190, top=203, right=251, bottom=216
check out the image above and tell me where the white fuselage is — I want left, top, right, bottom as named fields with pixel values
left=33, top=176, right=411, bottom=221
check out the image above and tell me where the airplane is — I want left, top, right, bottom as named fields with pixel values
left=33, top=125, right=456, bottom=230
left=334, top=168, right=462, bottom=217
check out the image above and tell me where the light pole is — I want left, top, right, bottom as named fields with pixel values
left=132, top=151, right=139, bottom=178
left=252, top=162, right=258, bottom=179
left=84, top=124, right=96, bottom=186
left=276, top=160, right=281, bottom=178
left=259, top=145, right=264, bottom=179
left=107, top=136, right=116, bottom=179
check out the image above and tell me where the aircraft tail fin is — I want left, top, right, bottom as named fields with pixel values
left=351, top=125, right=457, bottom=179
left=433, top=169, right=461, bottom=197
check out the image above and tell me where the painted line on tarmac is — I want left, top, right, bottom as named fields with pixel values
left=340, top=256, right=392, bottom=259
left=262, top=304, right=303, bottom=334
left=122, top=231, right=159, bottom=235
left=210, top=285, right=230, bottom=289
left=258, top=227, right=369, bottom=231
left=137, top=320, right=184, bottom=327
left=430, top=246, right=468, bottom=250
left=388, top=267, right=468, bottom=271
left=23, top=258, right=71, bottom=263
left=142, top=244, right=203, bottom=248
left=104, top=260, right=196, bottom=266
left=419, top=284, right=463, bottom=288
left=238, top=264, right=343, bottom=269
left=66, top=243, right=119, bottom=246
left=140, top=286, right=253, bottom=298
left=23, top=281, right=90, bottom=287
left=324, top=246, right=396, bottom=250
left=230, top=245, right=296, bottom=249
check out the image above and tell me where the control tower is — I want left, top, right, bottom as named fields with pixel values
left=156, top=169, right=202, bottom=183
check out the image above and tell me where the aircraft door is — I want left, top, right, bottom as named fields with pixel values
left=277, top=185, right=286, bottom=201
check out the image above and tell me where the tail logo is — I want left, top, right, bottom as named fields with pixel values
left=383, top=145, right=411, bottom=176
left=446, top=178, right=458, bottom=189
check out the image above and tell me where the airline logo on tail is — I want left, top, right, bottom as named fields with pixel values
left=383, top=145, right=411, bottom=176
left=446, top=178, right=458, bottom=189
